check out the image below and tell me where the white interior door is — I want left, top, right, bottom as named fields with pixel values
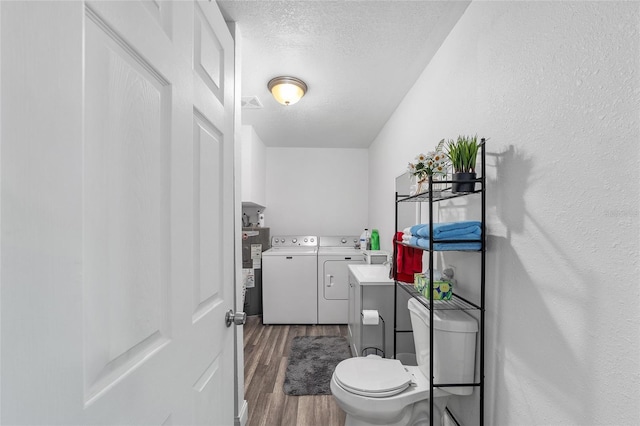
left=0, top=1, right=236, bottom=424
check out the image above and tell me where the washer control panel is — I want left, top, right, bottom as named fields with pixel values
left=271, top=235, right=318, bottom=247
left=319, top=236, right=360, bottom=248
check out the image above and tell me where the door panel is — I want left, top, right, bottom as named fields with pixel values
left=194, top=3, right=224, bottom=103
left=83, top=8, right=172, bottom=404
left=192, top=356, right=224, bottom=425
left=193, top=113, right=224, bottom=323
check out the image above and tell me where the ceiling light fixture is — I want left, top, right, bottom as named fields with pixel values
left=268, top=76, right=307, bottom=106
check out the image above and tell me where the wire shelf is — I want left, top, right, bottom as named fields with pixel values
left=396, top=282, right=481, bottom=310
left=393, top=138, right=486, bottom=426
left=395, top=239, right=482, bottom=252
left=397, top=185, right=482, bottom=203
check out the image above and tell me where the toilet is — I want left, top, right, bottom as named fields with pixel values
left=331, top=298, right=478, bottom=426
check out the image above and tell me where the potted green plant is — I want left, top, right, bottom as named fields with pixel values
left=447, top=135, right=479, bottom=193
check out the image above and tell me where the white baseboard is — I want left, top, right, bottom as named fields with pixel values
left=234, top=400, right=248, bottom=426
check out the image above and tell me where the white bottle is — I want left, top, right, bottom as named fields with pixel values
left=258, top=210, right=265, bottom=227
left=359, top=228, right=369, bottom=251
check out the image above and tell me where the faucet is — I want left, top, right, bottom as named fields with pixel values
left=383, top=259, right=392, bottom=279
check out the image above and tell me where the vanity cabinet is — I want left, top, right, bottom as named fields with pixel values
left=347, top=265, right=395, bottom=358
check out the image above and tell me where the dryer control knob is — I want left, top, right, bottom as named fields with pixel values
left=310, top=238, right=315, bottom=242
left=304, top=238, right=308, bottom=242
left=292, top=238, right=298, bottom=243
left=341, top=238, right=347, bottom=244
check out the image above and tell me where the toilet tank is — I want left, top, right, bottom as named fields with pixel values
left=407, top=297, right=478, bottom=396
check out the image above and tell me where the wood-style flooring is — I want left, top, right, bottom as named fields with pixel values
left=243, top=316, right=348, bottom=426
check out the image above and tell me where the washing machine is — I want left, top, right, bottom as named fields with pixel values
left=262, top=235, right=318, bottom=324
left=317, top=236, right=365, bottom=324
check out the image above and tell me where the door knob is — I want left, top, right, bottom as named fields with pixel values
left=225, top=310, right=247, bottom=327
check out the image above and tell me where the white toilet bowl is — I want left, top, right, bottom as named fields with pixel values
left=330, top=355, right=450, bottom=426
left=331, top=298, right=478, bottom=426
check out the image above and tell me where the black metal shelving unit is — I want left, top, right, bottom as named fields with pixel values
left=392, top=139, right=486, bottom=426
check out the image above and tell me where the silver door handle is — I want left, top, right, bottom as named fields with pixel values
left=225, top=310, right=246, bottom=327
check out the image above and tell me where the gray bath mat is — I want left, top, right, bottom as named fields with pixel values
left=283, top=336, right=352, bottom=396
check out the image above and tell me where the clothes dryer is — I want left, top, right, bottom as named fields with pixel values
left=317, top=236, right=365, bottom=324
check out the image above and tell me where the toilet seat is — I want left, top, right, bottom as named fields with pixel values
left=333, top=356, right=413, bottom=398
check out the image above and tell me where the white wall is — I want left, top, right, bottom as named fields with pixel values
left=265, top=147, right=368, bottom=236
left=369, top=2, right=640, bottom=425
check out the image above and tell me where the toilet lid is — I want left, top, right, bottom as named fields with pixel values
left=334, top=357, right=413, bottom=398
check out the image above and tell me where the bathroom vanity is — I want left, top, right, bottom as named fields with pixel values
left=347, top=264, right=397, bottom=358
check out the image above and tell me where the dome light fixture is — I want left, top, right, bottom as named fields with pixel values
left=267, top=76, right=307, bottom=106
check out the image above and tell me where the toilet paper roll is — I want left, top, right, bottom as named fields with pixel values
left=362, top=310, right=379, bottom=325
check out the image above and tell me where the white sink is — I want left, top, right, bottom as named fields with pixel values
left=349, top=264, right=394, bottom=285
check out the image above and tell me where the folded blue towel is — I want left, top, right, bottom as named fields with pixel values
left=411, top=221, right=481, bottom=241
left=409, top=224, right=428, bottom=236
left=422, top=230, right=480, bottom=241
left=411, top=236, right=481, bottom=251
left=433, top=242, right=481, bottom=251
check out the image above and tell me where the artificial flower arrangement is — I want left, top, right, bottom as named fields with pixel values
left=407, top=139, right=449, bottom=194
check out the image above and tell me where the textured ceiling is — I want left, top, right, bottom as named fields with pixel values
left=217, top=0, right=470, bottom=148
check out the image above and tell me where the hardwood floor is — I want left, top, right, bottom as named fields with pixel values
left=243, top=315, right=348, bottom=426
